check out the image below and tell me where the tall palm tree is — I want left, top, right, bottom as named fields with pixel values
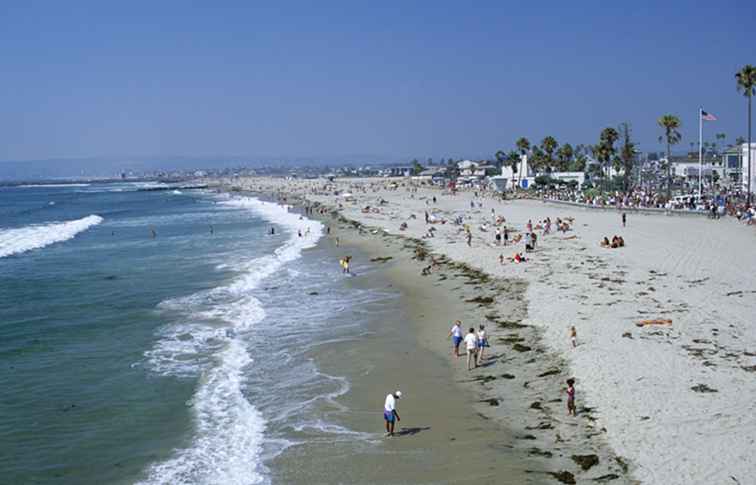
left=515, top=137, right=530, bottom=187
left=658, top=114, right=682, bottom=199
left=556, top=143, right=574, bottom=172
left=530, top=146, right=546, bottom=175
left=540, top=136, right=559, bottom=173
left=716, top=132, right=727, bottom=150
left=495, top=150, right=506, bottom=170
left=598, top=127, right=619, bottom=191
left=736, top=65, right=756, bottom=204
left=618, top=122, right=636, bottom=192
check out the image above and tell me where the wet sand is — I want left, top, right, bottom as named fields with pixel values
left=221, top=184, right=635, bottom=484
left=269, top=227, right=541, bottom=484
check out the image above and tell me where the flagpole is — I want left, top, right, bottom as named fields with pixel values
left=699, top=106, right=703, bottom=198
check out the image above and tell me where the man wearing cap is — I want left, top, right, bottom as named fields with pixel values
left=383, top=390, right=402, bottom=436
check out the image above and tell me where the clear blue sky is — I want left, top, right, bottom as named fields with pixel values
left=1, top=1, right=754, bottom=164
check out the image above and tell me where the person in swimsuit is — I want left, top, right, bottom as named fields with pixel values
left=566, top=378, right=576, bottom=416
left=570, top=326, right=577, bottom=348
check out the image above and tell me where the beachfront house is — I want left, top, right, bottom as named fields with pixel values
left=500, top=155, right=535, bottom=189
left=740, top=143, right=756, bottom=193
left=380, top=166, right=412, bottom=177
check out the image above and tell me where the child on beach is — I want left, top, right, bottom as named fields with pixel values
left=464, top=327, right=478, bottom=370
left=477, top=325, right=488, bottom=366
left=448, top=320, right=463, bottom=357
left=569, top=326, right=577, bottom=348
left=566, top=378, right=576, bottom=416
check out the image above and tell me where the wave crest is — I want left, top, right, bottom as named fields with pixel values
left=0, top=215, right=103, bottom=259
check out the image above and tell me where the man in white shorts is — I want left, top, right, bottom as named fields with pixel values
left=383, top=390, right=402, bottom=436
left=464, top=327, right=478, bottom=371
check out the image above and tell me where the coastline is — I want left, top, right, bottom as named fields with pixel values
left=208, top=175, right=756, bottom=485
left=221, top=182, right=632, bottom=484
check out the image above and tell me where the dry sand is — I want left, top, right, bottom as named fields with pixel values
left=212, top=176, right=756, bottom=485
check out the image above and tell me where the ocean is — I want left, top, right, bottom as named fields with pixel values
left=0, top=182, right=389, bottom=484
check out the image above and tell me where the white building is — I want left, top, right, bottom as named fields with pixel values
left=740, top=143, right=756, bottom=193
left=500, top=155, right=533, bottom=189
left=500, top=155, right=586, bottom=189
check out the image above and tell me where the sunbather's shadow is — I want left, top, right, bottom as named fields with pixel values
left=396, top=426, right=431, bottom=437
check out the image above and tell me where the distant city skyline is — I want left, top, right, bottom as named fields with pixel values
left=1, top=1, right=754, bottom=171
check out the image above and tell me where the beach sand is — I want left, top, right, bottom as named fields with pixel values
left=213, top=177, right=756, bottom=484
left=269, top=231, right=543, bottom=484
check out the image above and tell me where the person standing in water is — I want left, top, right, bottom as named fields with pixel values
left=622, top=212, right=627, bottom=227
left=569, top=326, right=577, bottom=348
left=383, top=390, right=402, bottom=436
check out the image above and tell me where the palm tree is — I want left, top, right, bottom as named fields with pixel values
left=716, top=133, right=727, bottom=151
left=736, top=65, right=756, bottom=204
left=572, top=153, right=588, bottom=172
left=556, top=143, right=574, bottom=172
left=515, top=137, right=530, bottom=187
left=597, top=127, right=619, bottom=191
left=658, top=114, right=682, bottom=199
left=530, top=146, right=546, bottom=175
left=495, top=150, right=506, bottom=170
left=506, top=150, right=520, bottom=188
left=541, top=136, right=559, bottom=173
left=618, top=122, right=636, bottom=192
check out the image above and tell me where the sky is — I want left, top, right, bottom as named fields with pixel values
left=1, top=0, right=754, bottom=170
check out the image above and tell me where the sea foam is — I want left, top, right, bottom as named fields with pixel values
left=0, top=215, right=103, bottom=259
left=140, top=196, right=322, bottom=485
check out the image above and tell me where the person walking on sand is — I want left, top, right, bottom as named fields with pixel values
left=569, top=326, right=577, bottom=348
left=622, top=212, right=627, bottom=227
left=476, top=324, right=488, bottom=366
left=383, top=390, right=402, bottom=436
left=448, top=320, right=463, bottom=357
left=464, top=327, right=478, bottom=371
left=566, top=378, right=576, bottom=416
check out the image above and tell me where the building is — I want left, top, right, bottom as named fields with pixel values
left=380, top=166, right=412, bottom=177
left=500, top=155, right=533, bottom=189
left=740, top=143, right=756, bottom=193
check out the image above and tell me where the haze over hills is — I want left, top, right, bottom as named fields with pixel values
left=0, top=154, right=420, bottom=180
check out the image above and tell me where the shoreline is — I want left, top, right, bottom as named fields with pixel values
left=220, top=182, right=632, bottom=484
left=208, top=175, right=756, bottom=484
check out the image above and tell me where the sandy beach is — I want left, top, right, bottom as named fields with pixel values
left=211, top=176, right=756, bottom=484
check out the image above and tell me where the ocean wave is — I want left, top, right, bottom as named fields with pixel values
left=140, top=196, right=323, bottom=485
left=15, top=183, right=91, bottom=188
left=0, top=215, right=103, bottom=259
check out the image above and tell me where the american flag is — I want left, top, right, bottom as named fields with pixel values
left=701, top=110, right=717, bottom=121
